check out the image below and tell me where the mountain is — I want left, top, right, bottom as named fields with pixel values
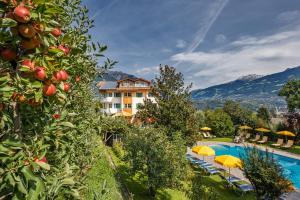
left=192, top=66, right=300, bottom=110
left=97, top=70, right=137, bottom=82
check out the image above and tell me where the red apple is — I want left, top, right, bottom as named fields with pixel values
left=20, top=36, right=40, bottom=50
left=34, top=156, right=47, bottom=163
left=28, top=98, right=41, bottom=106
left=34, top=67, right=46, bottom=80
left=53, top=70, right=68, bottom=81
left=43, top=84, right=56, bottom=96
left=18, top=24, right=36, bottom=38
left=13, top=6, right=30, bottom=23
left=18, top=95, right=26, bottom=103
left=75, top=75, right=80, bottom=82
left=52, top=114, right=60, bottom=119
left=21, top=59, right=35, bottom=70
left=51, top=27, right=62, bottom=37
left=33, top=22, right=45, bottom=33
left=63, top=83, right=70, bottom=92
left=1, top=48, right=16, bottom=61
left=58, top=45, right=70, bottom=55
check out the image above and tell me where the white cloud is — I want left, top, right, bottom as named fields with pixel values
left=277, top=11, right=300, bottom=23
left=176, top=40, right=187, bottom=48
left=135, top=66, right=159, bottom=76
left=215, top=34, right=227, bottom=43
left=171, top=26, right=300, bottom=89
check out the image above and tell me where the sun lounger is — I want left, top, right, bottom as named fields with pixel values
left=206, top=168, right=220, bottom=175
left=226, top=176, right=242, bottom=183
left=250, top=135, right=260, bottom=142
left=199, top=163, right=213, bottom=167
left=257, top=136, right=268, bottom=144
left=202, top=132, right=210, bottom=138
left=245, top=133, right=251, bottom=140
left=281, top=140, right=294, bottom=148
left=233, top=136, right=241, bottom=143
left=206, top=132, right=216, bottom=138
left=271, top=138, right=284, bottom=147
left=234, top=183, right=254, bottom=192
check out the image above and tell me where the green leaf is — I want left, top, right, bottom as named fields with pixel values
left=59, top=122, right=75, bottom=128
left=3, top=139, right=23, bottom=148
left=15, top=176, right=28, bottom=194
left=4, top=172, right=15, bottom=186
left=0, top=86, right=14, bottom=92
left=35, top=161, right=50, bottom=171
left=62, top=178, right=75, bottom=185
left=0, top=18, right=17, bottom=27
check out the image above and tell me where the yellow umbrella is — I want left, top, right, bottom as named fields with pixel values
left=255, top=128, right=270, bottom=133
left=239, top=125, right=252, bottom=130
left=195, top=146, right=215, bottom=160
left=215, top=155, right=242, bottom=178
left=192, top=146, right=202, bottom=153
left=201, top=127, right=212, bottom=131
left=277, top=131, right=296, bottom=137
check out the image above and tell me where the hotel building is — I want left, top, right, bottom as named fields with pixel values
left=98, top=78, right=156, bottom=116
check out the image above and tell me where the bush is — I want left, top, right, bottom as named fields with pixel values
left=187, top=175, right=219, bottom=200
left=241, top=146, right=294, bottom=199
left=205, top=109, right=234, bottom=136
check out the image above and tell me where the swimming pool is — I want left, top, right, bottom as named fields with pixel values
left=210, top=144, right=300, bottom=189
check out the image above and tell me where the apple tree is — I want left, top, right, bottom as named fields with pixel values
left=0, top=0, right=114, bottom=199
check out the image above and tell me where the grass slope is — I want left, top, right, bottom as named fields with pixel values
left=84, top=139, right=123, bottom=200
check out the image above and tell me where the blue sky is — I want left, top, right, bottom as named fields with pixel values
left=85, top=0, right=300, bottom=89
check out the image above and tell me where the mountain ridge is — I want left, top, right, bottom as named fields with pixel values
left=192, top=66, right=300, bottom=110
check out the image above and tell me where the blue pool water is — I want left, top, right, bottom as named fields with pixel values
left=210, top=144, right=300, bottom=189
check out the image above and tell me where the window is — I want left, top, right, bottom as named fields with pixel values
left=101, top=93, right=107, bottom=98
left=136, top=92, right=143, bottom=97
left=136, top=103, right=143, bottom=109
left=148, top=92, right=154, bottom=97
left=108, top=93, right=113, bottom=97
left=109, top=103, right=112, bottom=108
left=114, top=103, right=121, bottom=109
left=124, top=104, right=132, bottom=108
left=124, top=92, right=132, bottom=97
left=114, top=92, right=121, bottom=97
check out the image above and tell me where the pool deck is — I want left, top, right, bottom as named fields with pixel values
left=187, top=141, right=300, bottom=184
left=196, top=141, right=300, bottom=160
left=188, top=141, right=300, bottom=199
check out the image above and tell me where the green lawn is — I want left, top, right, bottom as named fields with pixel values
left=203, top=137, right=233, bottom=143
left=109, top=147, right=255, bottom=200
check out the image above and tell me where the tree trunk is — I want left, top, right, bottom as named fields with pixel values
left=12, top=102, right=22, bottom=137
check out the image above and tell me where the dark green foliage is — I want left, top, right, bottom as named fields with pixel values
left=188, top=175, right=219, bottom=200
left=137, top=65, right=198, bottom=143
left=223, top=100, right=257, bottom=127
left=241, top=146, right=293, bottom=199
left=279, top=79, right=300, bottom=112
left=124, top=128, right=187, bottom=197
left=257, top=106, right=271, bottom=125
left=205, top=109, right=234, bottom=136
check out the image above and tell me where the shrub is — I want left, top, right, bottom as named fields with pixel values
left=205, top=109, right=234, bottom=136
left=241, top=146, right=294, bottom=199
